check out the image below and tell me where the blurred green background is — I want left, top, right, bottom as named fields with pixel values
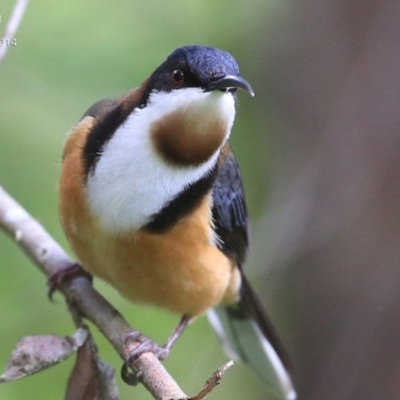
left=0, top=1, right=287, bottom=399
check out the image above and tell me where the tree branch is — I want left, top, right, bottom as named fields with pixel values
left=0, top=0, right=28, bottom=65
left=0, top=185, right=187, bottom=400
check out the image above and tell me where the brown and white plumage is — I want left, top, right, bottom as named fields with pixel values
left=59, top=45, right=296, bottom=400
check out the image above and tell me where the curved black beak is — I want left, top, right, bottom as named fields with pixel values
left=204, top=75, right=255, bottom=97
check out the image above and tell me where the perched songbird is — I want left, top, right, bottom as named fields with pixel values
left=58, top=45, right=296, bottom=400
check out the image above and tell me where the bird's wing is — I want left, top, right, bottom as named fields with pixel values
left=82, top=98, right=119, bottom=120
left=212, top=144, right=249, bottom=266
left=210, top=144, right=296, bottom=400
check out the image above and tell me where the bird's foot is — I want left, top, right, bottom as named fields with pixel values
left=126, top=331, right=171, bottom=360
left=121, top=331, right=170, bottom=385
left=121, top=315, right=192, bottom=385
left=47, top=262, right=92, bottom=300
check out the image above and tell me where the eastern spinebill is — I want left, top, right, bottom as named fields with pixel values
left=58, top=45, right=296, bottom=400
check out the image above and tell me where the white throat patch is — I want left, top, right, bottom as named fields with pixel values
left=86, top=88, right=236, bottom=234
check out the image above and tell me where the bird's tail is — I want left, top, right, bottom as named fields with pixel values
left=207, top=275, right=296, bottom=400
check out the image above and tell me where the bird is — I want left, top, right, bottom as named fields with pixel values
left=58, top=44, right=296, bottom=400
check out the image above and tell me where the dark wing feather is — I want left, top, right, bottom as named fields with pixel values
left=212, top=148, right=249, bottom=266
left=82, top=98, right=118, bottom=120
left=211, top=146, right=294, bottom=378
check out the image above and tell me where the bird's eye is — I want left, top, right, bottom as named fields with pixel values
left=172, top=69, right=185, bottom=85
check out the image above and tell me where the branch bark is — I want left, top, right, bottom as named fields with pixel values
left=0, top=185, right=186, bottom=400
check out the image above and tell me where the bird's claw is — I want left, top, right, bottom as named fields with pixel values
left=121, top=332, right=170, bottom=385
left=47, top=262, right=92, bottom=300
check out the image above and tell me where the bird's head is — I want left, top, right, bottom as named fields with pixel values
left=142, top=45, right=254, bottom=102
left=83, top=45, right=253, bottom=232
left=137, top=45, right=254, bottom=166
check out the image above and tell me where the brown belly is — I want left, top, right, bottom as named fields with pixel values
left=61, top=191, right=240, bottom=316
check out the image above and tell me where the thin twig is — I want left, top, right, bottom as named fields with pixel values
left=0, top=185, right=186, bottom=400
left=0, top=0, right=29, bottom=65
left=188, top=361, right=234, bottom=400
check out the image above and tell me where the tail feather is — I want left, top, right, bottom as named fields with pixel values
left=207, top=276, right=296, bottom=400
left=240, top=274, right=293, bottom=373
